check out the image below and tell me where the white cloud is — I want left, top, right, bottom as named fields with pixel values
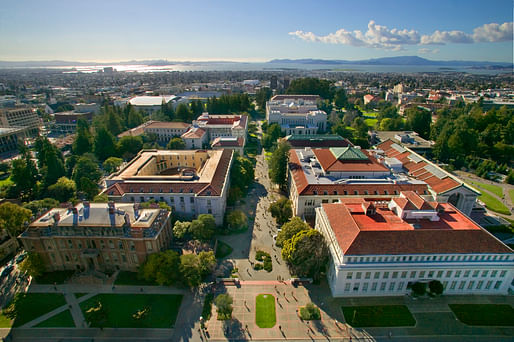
left=290, top=21, right=513, bottom=50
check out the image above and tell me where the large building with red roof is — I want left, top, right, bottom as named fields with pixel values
left=377, top=140, right=479, bottom=215
left=194, top=113, right=247, bottom=145
left=288, top=146, right=429, bottom=218
left=104, top=149, right=233, bottom=224
left=315, top=191, right=513, bottom=297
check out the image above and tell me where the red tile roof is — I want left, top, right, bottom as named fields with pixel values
left=288, top=150, right=428, bottom=196
left=211, top=137, right=244, bottom=147
left=182, top=128, right=206, bottom=139
left=313, top=149, right=389, bottom=173
left=322, top=200, right=512, bottom=255
left=271, top=95, right=320, bottom=101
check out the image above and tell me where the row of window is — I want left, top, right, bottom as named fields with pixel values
left=346, top=269, right=508, bottom=280
left=344, top=280, right=503, bottom=292
left=310, top=189, right=429, bottom=196
left=346, top=254, right=510, bottom=263
left=48, top=239, right=155, bottom=252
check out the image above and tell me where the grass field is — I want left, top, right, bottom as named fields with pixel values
left=114, top=271, right=157, bottom=286
left=255, top=294, right=276, bottom=328
left=75, top=293, right=87, bottom=299
left=470, top=180, right=503, bottom=198
left=215, top=240, right=233, bottom=258
left=342, top=305, right=416, bottom=327
left=478, top=191, right=510, bottom=215
left=509, top=189, right=514, bottom=206
left=449, top=304, right=514, bottom=326
left=364, top=118, right=378, bottom=128
left=80, top=294, right=183, bottom=328
left=35, top=309, right=75, bottom=327
left=0, top=312, right=12, bottom=328
left=6, top=293, right=67, bottom=327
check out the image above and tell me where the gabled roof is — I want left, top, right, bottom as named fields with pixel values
left=330, top=147, right=369, bottom=161
left=313, top=148, right=389, bottom=173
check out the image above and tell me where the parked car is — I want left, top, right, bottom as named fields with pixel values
left=1, top=265, right=14, bottom=277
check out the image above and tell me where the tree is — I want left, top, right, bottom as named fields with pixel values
left=268, top=141, right=290, bottom=189
left=225, top=210, right=247, bottom=231
left=47, top=177, right=76, bottom=203
left=72, top=156, right=102, bottom=199
left=34, top=136, right=65, bottom=188
left=505, top=170, right=514, bottom=185
left=179, top=254, right=203, bottom=287
left=117, top=136, right=143, bottom=160
left=286, top=78, right=335, bottom=100
left=23, top=198, right=59, bottom=216
left=102, top=157, right=123, bottom=174
left=317, top=99, right=333, bottom=117
left=190, top=215, right=216, bottom=241
left=300, top=302, right=321, bottom=320
left=429, top=280, right=444, bottom=295
left=127, top=107, right=143, bottom=128
left=167, top=137, right=186, bottom=150
left=140, top=250, right=181, bottom=285
left=176, top=103, right=193, bottom=122
left=94, top=127, right=117, bottom=161
left=173, top=220, right=190, bottom=239
left=198, top=251, right=217, bottom=276
left=405, top=107, right=431, bottom=139
left=255, top=87, right=273, bottom=111
left=11, top=146, right=38, bottom=199
left=0, top=202, right=32, bottom=238
left=19, top=252, right=46, bottom=278
left=411, top=282, right=427, bottom=296
left=281, top=229, right=328, bottom=280
left=229, top=154, right=255, bottom=203
left=93, top=193, right=109, bottom=203
left=73, top=119, right=93, bottom=155
left=214, top=293, right=233, bottom=320
left=268, top=198, right=292, bottom=226
left=104, top=107, right=123, bottom=136
left=276, top=216, right=310, bottom=247
left=334, top=88, right=348, bottom=109
left=0, top=161, right=10, bottom=174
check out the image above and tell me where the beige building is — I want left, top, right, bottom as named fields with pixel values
left=104, top=149, right=233, bottom=225
left=0, top=106, right=41, bottom=135
left=20, top=202, right=172, bottom=272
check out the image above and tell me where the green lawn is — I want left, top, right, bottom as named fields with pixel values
left=342, top=305, right=416, bottom=327
left=470, top=180, right=503, bottom=198
left=0, top=176, right=13, bottom=188
left=0, top=312, right=12, bottom=328
left=5, top=293, right=67, bottom=327
left=449, top=304, right=514, bottom=326
left=478, top=191, right=511, bottom=215
left=364, top=118, right=378, bottom=128
left=75, top=293, right=88, bottom=299
left=215, top=240, right=233, bottom=259
left=80, top=294, right=183, bottom=328
left=255, top=294, right=276, bottom=328
left=35, top=309, right=75, bottom=327
left=509, top=189, right=514, bottom=206
left=34, top=271, right=75, bottom=284
left=114, top=271, right=157, bottom=286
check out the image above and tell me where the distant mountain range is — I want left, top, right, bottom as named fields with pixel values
left=268, top=56, right=513, bottom=67
left=0, top=56, right=511, bottom=69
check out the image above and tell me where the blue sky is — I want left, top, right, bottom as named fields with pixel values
left=1, top=0, right=512, bottom=62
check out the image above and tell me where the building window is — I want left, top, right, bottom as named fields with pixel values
left=500, top=270, right=507, bottom=278
left=380, top=282, right=386, bottom=291
left=118, top=242, right=124, bottom=250
left=121, top=254, right=127, bottom=263
left=455, top=270, right=461, bottom=278
left=353, top=283, right=360, bottom=291
left=437, top=271, right=443, bottom=278
left=477, top=281, right=483, bottom=290
left=494, top=281, right=502, bottom=289
left=464, top=270, right=470, bottom=278
left=485, top=281, right=492, bottom=290
left=130, top=241, right=135, bottom=251
left=410, top=271, right=416, bottom=278
left=346, top=272, right=353, bottom=279
left=374, top=272, right=380, bottom=279
left=419, top=271, right=425, bottom=278
left=356, top=272, right=362, bottom=279
left=398, top=282, right=405, bottom=291
left=362, top=283, right=368, bottom=292
left=450, top=281, right=457, bottom=290
left=190, top=197, right=194, bottom=203
left=389, top=283, right=395, bottom=291
left=392, top=272, right=398, bottom=279
left=145, top=241, right=153, bottom=251
left=446, top=271, right=452, bottom=278
left=491, top=270, right=497, bottom=277
left=467, top=281, right=474, bottom=289
left=472, top=270, right=479, bottom=278
left=383, top=272, right=389, bottom=279
left=428, top=271, right=434, bottom=278
left=459, top=281, right=466, bottom=290
left=401, top=271, right=407, bottom=279
left=344, top=283, right=351, bottom=291
left=365, top=272, right=371, bottom=279
left=481, top=270, right=488, bottom=277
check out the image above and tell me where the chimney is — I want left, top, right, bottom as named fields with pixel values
left=108, top=201, right=115, bottom=215
left=53, top=212, right=60, bottom=224
left=133, top=203, right=140, bottom=219
left=71, top=207, right=78, bottom=226
left=83, top=201, right=90, bottom=220
left=124, top=213, right=131, bottom=227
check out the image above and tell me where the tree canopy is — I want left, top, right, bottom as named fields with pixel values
left=276, top=216, right=309, bottom=247
left=268, top=141, right=290, bottom=189
left=281, top=229, right=328, bottom=280
left=167, top=137, right=186, bottom=150
left=0, top=202, right=32, bottom=238
left=286, top=78, right=335, bottom=100
left=268, top=198, right=292, bottom=226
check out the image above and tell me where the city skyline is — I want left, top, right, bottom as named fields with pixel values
left=1, top=0, right=512, bottom=63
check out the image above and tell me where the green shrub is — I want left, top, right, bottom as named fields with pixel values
left=256, top=250, right=267, bottom=261
left=253, top=264, right=263, bottom=270
left=411, top=282, right=426, bottom=296
left=201, top=293, right=214, bottom=321
left=263, top=257, right=273, bottom=272
left=300, top=303, right=321, bottom=320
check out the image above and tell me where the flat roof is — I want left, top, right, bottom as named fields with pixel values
left=129, top=96, right=177, bottom=106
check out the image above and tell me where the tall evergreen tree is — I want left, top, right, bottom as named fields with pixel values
left=94, top=127, right=117, bottom=161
